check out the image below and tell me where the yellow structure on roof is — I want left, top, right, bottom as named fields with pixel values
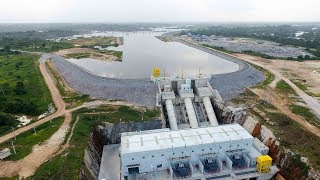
left=153, top=68, right=160, bottom=77
left=257, top=155, right=272, bottom=173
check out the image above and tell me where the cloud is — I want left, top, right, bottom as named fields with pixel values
left=0, top=0, right=319, bottom=23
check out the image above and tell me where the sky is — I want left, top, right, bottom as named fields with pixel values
left=0, top=0, right=319, bottom=23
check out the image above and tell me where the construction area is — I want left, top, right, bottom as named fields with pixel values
left=98, top=73, right=278, bottom=180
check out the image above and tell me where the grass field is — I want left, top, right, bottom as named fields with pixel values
left=0, top=117, right=64, bottom=161
left=291, top=79, right=308, bottom=91
left=289, top=105, right=320, bottom=127
left=251, top=64, right=275, bottom=87
left=0, top=54, right=53, bottom=136
left=275, top=80, right=296, bottom=95
left=30, top=105, right=159, bottom=179
left=19, top=40, right=74, bottom=53
left=66, top=52, right=92, bottom=59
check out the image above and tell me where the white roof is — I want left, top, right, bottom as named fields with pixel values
left=121, top=124, right=253, bottom=154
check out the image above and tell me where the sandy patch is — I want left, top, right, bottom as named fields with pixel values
left=56, top=48, right=119, bottom=62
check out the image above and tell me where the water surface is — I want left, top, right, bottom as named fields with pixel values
left=68, top=31, right=239, bottom=79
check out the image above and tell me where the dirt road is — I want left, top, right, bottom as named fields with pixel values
left=0, top=56, right=66, bottom=145
left=235, top=54, right=320, bottom=120
left=0, top=55, right=148, bottom=178
left=251, top=88, right=320, bottom=138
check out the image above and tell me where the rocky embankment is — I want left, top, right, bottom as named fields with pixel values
left=42, top=54, right=158, bottom=107
left=172, top=39, right=264, bottom=100
left=79, top=119, right=162, bottom=180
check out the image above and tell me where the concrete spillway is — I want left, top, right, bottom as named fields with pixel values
left=203, top=97, right=219, bottom=126
left=165, top=99, right=178, bottom=130
left=184, top=98, right=199, bottom=128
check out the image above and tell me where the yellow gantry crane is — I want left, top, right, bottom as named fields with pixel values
left=153, top=67, right=160, bottom=77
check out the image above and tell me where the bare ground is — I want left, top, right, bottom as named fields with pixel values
left=233, top=53, right=320, bottom=138
left=251, top=88, right=320, bottom=138
left=56, top=48, right=118, bottom=62
left=235, top=54, right=320, bottom=98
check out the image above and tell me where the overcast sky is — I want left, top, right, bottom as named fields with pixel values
left=0, top=0, right=319, bottom=23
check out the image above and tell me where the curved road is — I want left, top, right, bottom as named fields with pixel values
left=0, top=54, right=147, bottom=177
left=0, top=57, right=66, bottom=144
left=239, top=56, right=320, bottom=120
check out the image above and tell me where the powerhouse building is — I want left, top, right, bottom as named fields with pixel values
left=99, top=77, right=278, bottom=180
left=120, top=124, right=276, bottom=180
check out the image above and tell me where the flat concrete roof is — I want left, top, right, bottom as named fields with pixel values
left=98, top=144, right=121, bottom=180
left=196, top=87, right=213, bottom=97
left=121, top=124, right=253, bottom=154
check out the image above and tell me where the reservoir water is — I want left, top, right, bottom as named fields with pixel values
left=67, top=31, right=239, bottom=79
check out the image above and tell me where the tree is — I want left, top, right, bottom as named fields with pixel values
left=4, top=45, right=11, bottom=51
left=297, top=55, right=304, bottom=61
left=304, top=55, right=310, bottom=60
left=14, top=81, right=26, bottom=95
left=0, top=83, right=10, bottom=95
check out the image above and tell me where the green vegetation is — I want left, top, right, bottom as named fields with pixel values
left=201, top=44, right=235, bottom=54
left=0, top=30, right=77, bottom=53
left=67, top=52, right=92, bottom=59
left=0, top=54, right=53, bottom=115
left=289, top=105, right=320, bottom=126
left=275, top=80, right=296, bottom=95
left=181, top=25, right=320, bottom=59
left=31, top=105, right=160, bottom=179
left=241, top=50, right=275, bottom=59
left=0, top=112, right=19, bottom=135
left=231, top=88, right=258, bottom=104
left=64, top=36, right=120, bottom=48
left=231, top=87, right=320, bottom=173
left=291, top=79, right=308, bottom=91
left=251, top=64, right=275, bottom=87
left=0, top=31, right=122, bottom=54
left=45, top=61, right=90, bottom=109
left=0, top=54, right=53, bottom=136
left=108, top=50, right=123, bottom=59
left=155, top=36, right=172, bottom=42
left=0, top=48, right=21, bottom=56
left=19, top=41, right=73, bottom=53
left=264, top=112, right=318, bottom=174
left=292, top=154, right=310, bottom=177
left=0, top=117, right=64, bottom=161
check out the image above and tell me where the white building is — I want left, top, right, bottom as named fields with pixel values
left=98, top=77, right=278, bottom=180
left=120, top=124, right=277, bottom=180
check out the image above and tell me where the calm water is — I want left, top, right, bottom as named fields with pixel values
left=67, top=31, right=239, bottom=79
